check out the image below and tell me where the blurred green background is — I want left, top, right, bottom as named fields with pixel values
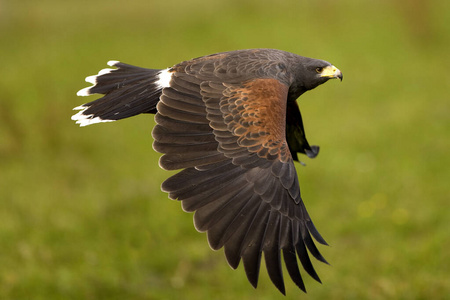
left=1, top=0, right=449, bottom=299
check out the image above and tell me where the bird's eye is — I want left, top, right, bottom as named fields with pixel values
left=315, top=67, right=323, bottom=73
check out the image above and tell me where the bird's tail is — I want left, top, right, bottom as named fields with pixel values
left=72, top=60, right=172, bottom=126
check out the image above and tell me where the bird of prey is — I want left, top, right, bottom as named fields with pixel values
left=72, top=48, right=342, bottom=295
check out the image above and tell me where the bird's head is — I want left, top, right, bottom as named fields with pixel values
left=316, top=64, right=343, bottom=81
left=290, top=57, right=342, bottom=96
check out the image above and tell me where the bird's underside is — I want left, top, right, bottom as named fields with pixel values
left=72, top=48, right=342, bottom=295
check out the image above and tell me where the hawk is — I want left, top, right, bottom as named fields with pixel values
left=72, top=49, right=342, bottom=295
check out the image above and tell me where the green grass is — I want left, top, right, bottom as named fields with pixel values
left=1, top=0, right=449, bottom=299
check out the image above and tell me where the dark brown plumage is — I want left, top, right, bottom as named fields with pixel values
left=72, top=49, right=342, bottom=295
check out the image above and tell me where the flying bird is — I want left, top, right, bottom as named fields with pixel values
left=72, top=49, right=342, bottom=295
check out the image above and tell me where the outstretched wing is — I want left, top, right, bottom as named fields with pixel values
left=152, top=59, right=328, bottom=294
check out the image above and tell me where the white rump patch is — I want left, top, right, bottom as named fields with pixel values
left=71, top=105, right=115, bottom=127
left=156, top=68, right=172, bottom=88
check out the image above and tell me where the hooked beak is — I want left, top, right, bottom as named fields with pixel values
left=320, top=65, right=343, bottom=81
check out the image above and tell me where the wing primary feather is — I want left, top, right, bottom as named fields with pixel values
left=307, top=220, right=328, bottom=246
left=280, top=218, right=307, bottom=292
left=161, top=160, right=233, bottom=193
left=193, top=180, right=250, bottom=232
left=279, top=215, right=291, bottom=249
left=223, top=194, right=261, bottom=269
left=181, top=174, right=247, bottom=212
left=240, top=203, right=272, bottom=289
left=172, top=162, right=243, bottom=200
left=262, top=211, right=285, bottom=295
left=206, top=184, right=254, bottom=249
left=168, top=163, right=245, bottom=200
left=302, top=229, right=329, bottom=265
left=282, top=247, right=306, bottom=293
left=295, top=237, right=322, bottom=283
